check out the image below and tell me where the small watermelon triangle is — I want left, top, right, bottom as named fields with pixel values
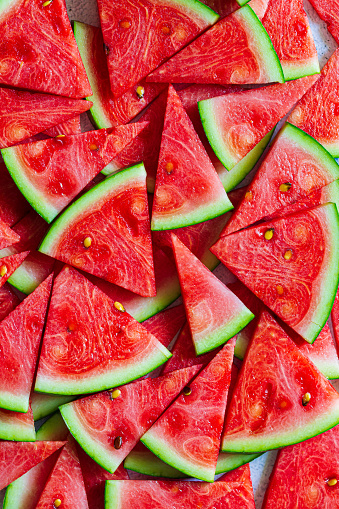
left=36, top=436, right=89, bottom=509
left=0, top=0, right=91, bottom=98
left=35, top=266, right=171, bottom=395
left=0, top=274, right=52, bottom=412
left=0, top=251, right=29, bottom=288
left=141, top=339, right=235, bottom=482
left=171, top=234, right=254, bottom=354
left=0, top=441, right=66, bottom=491
left=151, top=85, right=233, bottom=230
left=0, top=219, right=20, bottom=250
left=1, top=122, right=148, bottom=223
left=142, top=304, right=186, bottom=347
left=147, top=5, right=284, bottom=85
left=60, top=364, right=201, bottom=473
left=222, top=311, right=339, bottom=453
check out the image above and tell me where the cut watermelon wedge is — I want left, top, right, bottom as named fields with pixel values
left=96, top=0, right=219, bottom=97
left=199, top=76, right=318, bottom=170
left=0, top=88, right=91, bottom=149
left=39, top=163, right=155, bottom=297
left=0, top=404, right=35, bottom=441
left=222, top=311, right=339, bottom=453
left=0, top=274, right=52, bottom=412
left=0, top=251, right=29, bottom=287
left=1, top=123, right=148, bottom=223
left=0, top=162, right=30, bottom=227
left=147, top=5, right=284, bottom=85
left=151, top=85, right=233, bottom=230
left=35, top=267, right=171, bottom=395
left=222, top=123, right=339, bottom=235
left=0, top=0, right=91, bottom=97
left=141, top=339, right=235, bottom=482
left=0, top=284, right=20, bottom=321
left=60, top=365, right=201, bottom=473
left=308, top=0, right=339, bottom=44
left=171, top=234, right=253, bottom=354
left=212, top=204, right=339, bottom=344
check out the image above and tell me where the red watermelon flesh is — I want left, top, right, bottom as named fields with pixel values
left=35, top=266, right=171, bottom=395
left=0, top=87, right=91, bottom=149
left=249, top=0, right=269, bottom=18
left=142, top=304, right=186, bottom=346
left=36, top=436, right=89, bottom=509
left=0, top=219, right=20, bottom=250
left=0, top=0, right=92, bottom=98
left=262, top=425, right=339, bottom=509
left=96, top=0, right=218, bottom=98
left=2, top=122, right=148, bottom=223
left=1, top=210, right=49, bottom=253
left=141, top=339, right=235, bottom=481
left=0, top=441, right=66, bottom=491
left=0, top=283, right=20, bottom=321
left=0, top=161, right=30, bottom=226
left=59, top=365, right=201, bottom=473
left=308, top=0, right=339, bottom=44
left=44, top=116, right=82, bottom=137
left=288, top=48, right=339, bottom=157
left=222, top=311, right=339, bottom=453
left=0, top=251, right=29, bottom=288
left=222, top=123, right=339, bottom=236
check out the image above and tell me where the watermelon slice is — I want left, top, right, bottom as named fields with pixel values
left=222, top=311, right=339, bottom=453
left=199, top=76, right=318, bottom=170
left=222, top=123, right=339, bottom=235
left=171, top=234, right=253, bottom=354
left=143, top=304, right=186, bottom=346
left=288, top=48, right=339, bottom=158
left=59, top=365, right=201, bottom=473
left=0, top=283, right=20, bottom=321
left=0, top=87, right=91, bottom=149
left=31, top=392, right=76, bottom=421
left=39, top=163, right=156, bottom=297
left=262, top=425, right=339, bottom=508
left=0, top=274, right=52, bottom=412
left=0, top=252, right=29, bottom=288
left=212, top=204, right=339, bottom=343
left=96, top=0, right=219, bottom=98
left=0, top=404, right=35, bottom=441
left=44, top=116, right=82, bottom=137
left=35, top=266, right=171, bottom=395
left=0, top=162, right=30, bottom=227
left=1, top=123, right=148, bottom=223
left=73, top=22, right=167, bottom=130
left=35, top=436, right=89, bottom=509
left=147, top=5, right=284, bottom=85
left=151, top=85, right=233, bottom=230
left=308, top=0, right=339, bottom=44
left=0, top=0, right=91, bottom=98
left=141, top=339, right=235, bottom=481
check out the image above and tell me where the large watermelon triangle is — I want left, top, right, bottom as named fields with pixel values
left=198, top=75, right=318, bottom=170
left=0, top=273, right=52, bottom=412
left=0, top=219, right=20, bottom=250
left=0, top=0, right=91, bottom=98
left=142, top=304, right=186, bottom=347
left=1, top=122, right=148, bottom=223
left=35, top=436, right=89, bottom=509
left=35, top=266, right=171, bottom=395
left=0, top=87, right=91, bottom=149
left=151, top=85, right=233, bottom=230
left=59, top=364, right=201, bottom=473
left=222, top=310, right=339, bottom=453
left=0, top=251, right=29, bottom=289
left=96, top=0, right=219, bottom=98
left=0, top=283, right=20, bottom=321
left=141, top=339, right=235, bottom=482
left=147, top=5, right=284, bottom=85
left=308, top=0, right=339, bottom=44
left=171, top=234, right=254, bottom=354
left=289, top=48, right=339, bottom=158
left=222, top=123, right=339, bottom=236
left=0, top=441, right=66, bottom=491
left=212, top=203, right=339, bottom=344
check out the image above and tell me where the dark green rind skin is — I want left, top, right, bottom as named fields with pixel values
left=215, top=452, right=262, bottom=474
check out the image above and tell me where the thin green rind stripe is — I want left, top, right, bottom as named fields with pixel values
left=0, top=391, right=29, bottom=414
left=236, top=0, right=250, bottom=5
left=0, top=419, right=35, bottom=442
left=215, top=451, right=262, bottom=474
left=124, top=450, right=186, bottom=478
left=282, top=57, right=320, bottom=82
left=105, top=481, right=122, bottom=509
left=314, top=359, right=339, bottom=380
left=162, top=0, right=219, bottom=24
left=320, top=141, right=339, bottom=159
left=8, top=266, right=40, bottom=295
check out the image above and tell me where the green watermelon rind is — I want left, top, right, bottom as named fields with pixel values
left=31, top=392, right=77, bottom=421
left=36, top=412, right=69, bottom=441
left=281, top=58, right=320, bottom=82
left=0, top=391, right=29, bottom=414
left=105, top=482, right=122, bottom=509
left=234, top=331, right=249, bottom=360
left=236, top=0, right=250, bottom=5
left=221, top=398, right=339, bottom=453
left=7, top=265, right=42, bottom=295
left=157, top=0, right=219, bottom=24
left=124, top=449, right=187, bottom=478
left=215, top=451, right=262, bottom=474
left=0, top=416, right=36, bottom=442
left=313, top=357, right=339, bottom=380
left=318, top=141, right=339, bottom=159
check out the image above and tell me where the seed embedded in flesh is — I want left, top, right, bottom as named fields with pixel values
left=67, top=322, right=76, bottom=333
left=280, top=400, right=288, bottom=408
left=279, top=182, right=292, bottom=192
left=53, top=500, right=62, bottom=508
left=55, top=134, right=65, bottom=138
left=120, top=19, right=131, bottom=29
left=284, top=249, right=293, bottom=260
left=161, top=25, right=171, bottom=34
left=183, top=386, right=192, bottom=396
left=276, top=285, right=284, bottom=295
left=114, top=301, right=125, bottom=312
left=327, top=478, right=338, bottom=486
left=0, top=265, right=7, bottom=277
left=165, top=162, right=174, bottom=174
left=114, top=436, right=122, bottom=449
left=89, top=143, right=98, bottom=151
left=42, top=0, right=53, bottom=6
left=83, top=237, right=92, bottom=248
left=264, top=228, right=274, bottom=240
left=110, top=389, right=121, bottom=399
left=302, top=392, right=311, bottom=406
left=136, top=86, right=145, bottom=99
left=245, top=191, right=253, bottom=201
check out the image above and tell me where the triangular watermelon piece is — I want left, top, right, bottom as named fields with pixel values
left=308, top=0, right=339, bottom=44
left=35, top=266, right=171, bottom=395
left=39, top=163, right=156, bottom=297
left=0, top=441, right=66, bottom=491
left=147, top=5, right=284, bottom=85
left=262, top=425, right=339, bottom=508
left=212, top=204, right=339, bottom=344
left=0, top=162, right=31, bottom=227
left=0, top=283, right=20, bottom=321
left=0, top=274, right=52, bottom=412
left=222, top=311, right=339, bottom=453
left=96, top=0, right=219, bottom=98
left=143, top=304, right=186, bottom=346
left=35, top=436, right=89, bottom=509
left=289, top=48, right=339, bottom=158
left=0, top=403, right=35, bottom=441
left=151, top=85, right=233, bottom=230
left=0, top=251, right=30, bottom=288
left=0, top=219, right=20, bottom=250
left=171, top=234, right=253, bottom=354
left=199, top=76, right=318, bottom=170
left=141, top=339, right=235, bottom=481
left=60, top=365, right=201, bottom=473
left=0, top=87, right=91, bottom=149
left=43, top=116, right=82, bottom=137
left=1, top=122, right=148, bottom=223
left=222, top=123, right=339, bottom=235
left=0, top=0, right=91, bottom=98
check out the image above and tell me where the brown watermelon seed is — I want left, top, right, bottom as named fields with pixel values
left=161, top=26, right=171, bottom=35
left=302, top=392, right=311, bottom=406
left=120, top=19, right=131, bottom=29
left=0, top=265, right=7, bottom=277
left=83, top=237, right=92, bottom=248
left=89, top=143, right=98, bottom=151
left=114, top=436, right=122, bottom=449
left=165, top=162, right=174, bottom=174
left=183, top=386, right=192, bottom=396
left=53, top=500, right=62, bottom=508
left=110, top=389, right=121, bottom=399
left=245, top=191, right=253, bottom=201
left=136, top=86, right=145, bottom=99
left=327, top=478, right=338, bottom=486
left=114, top=301, right=125, bottom=312
left=279, top=182, right=292, bottom=192
left=67, top=322, right=76, bottom=333
left=264, top=228, right=274, bottom=240
left=284, top=249, right=293, bottom=260
left=276, top=285, right=284, bottom=295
